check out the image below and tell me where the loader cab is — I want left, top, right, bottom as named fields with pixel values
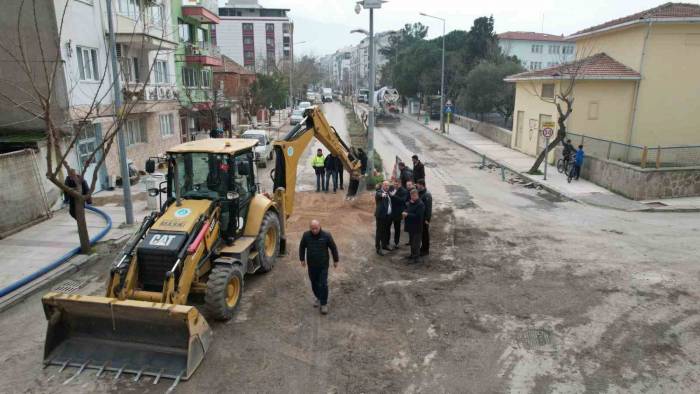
left=155, top=139, right=259, bottom=244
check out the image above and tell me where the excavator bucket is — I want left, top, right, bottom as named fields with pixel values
left=41, top=293, right=212, bottom=382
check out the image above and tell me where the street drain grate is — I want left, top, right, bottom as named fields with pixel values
left=523, top=328, right=552, bottom=347
left=52, top=279, right=86, bottom=294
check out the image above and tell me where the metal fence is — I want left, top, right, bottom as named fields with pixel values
left=567, top=132, right=700, bottom=168
left=454, top=108, right=513, bottom=130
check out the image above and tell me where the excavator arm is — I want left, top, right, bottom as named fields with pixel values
left=272, top=106, right=362, bottom=217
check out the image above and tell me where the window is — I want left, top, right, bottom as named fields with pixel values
left=150, top=2, right=163, bottom=25
left=588, top=101, right=599, bottom=120
left=197, top=28, right=207, bottom=44
left=123, top=57, right=139, bottom=82
left=154, top=60, right=168, bottom=84
left=243, top=37, right=253, bottom=45
left=242, top=23, right=253, bottom=32
left=77, top=124, right=97, bottom=169
left=244, top=51, right=254, bottom=60
left=283, top=49, right=290, bottom=59
left=548, top=45, right=560, bottom=54
left=547, top=62, right=558, bottom=68
left=117, top=0, right=140, bottom=18
left=265, top=23, right=274, bottom=32
left=266, top=37, right=274, bottom=46
left=201, top=69, right=211, bottom=88
left=529, top=61, right=542, bottom=70
left=125, top=118, right=146, bottom=145
left=283, top=36, right=290, bottom=46
left=159, top=114, right=174, bottom=137
left=541, top=83, right=555, bottom=98
left=77, top=46, right=99, bottom=81
left=562, top=45, right=574, bottom=55
left=182, top=68, right=198, bottom=87
left=179, top=20, right=191, bottom=42
left=283, top=23, right=290, bottom=34
left=531, top=44, right=543, bottom=53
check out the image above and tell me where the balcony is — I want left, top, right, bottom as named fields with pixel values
left=184, top=42, right=223, bottom=66
left=123, top=83, right=178, bottom=102
left=182, top=0, right=220, bottom=24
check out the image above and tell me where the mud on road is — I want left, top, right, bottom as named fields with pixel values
left=2, top=184, right=698, bottom=393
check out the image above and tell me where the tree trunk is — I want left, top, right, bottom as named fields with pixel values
left=73, top=196, right=91, bottom=254
left=528, top=127, right=567, bottom=174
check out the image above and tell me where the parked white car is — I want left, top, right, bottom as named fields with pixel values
left=241, top=129, right=273, bottom=167
left=298, top=101, right=312, bottom=111
left=290, top=109, right=304, bottom=125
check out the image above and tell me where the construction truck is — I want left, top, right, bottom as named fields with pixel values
left=373, top=86, right=400, bottom=124
left=41, top=107, right=362, bottom=385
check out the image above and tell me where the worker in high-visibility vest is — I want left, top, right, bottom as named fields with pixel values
left=312, top=148, right=326, bottom=192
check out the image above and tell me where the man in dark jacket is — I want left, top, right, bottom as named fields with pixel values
left=389, top=178, right=408, bottom=249
left=398, top=162, right=413, bottom=188
left=412, top=155, right=425, bottom=183
left=335, top=154, right=345, bottom=190
left=402, top=188, right=425, bottom=263
left=64, top=168, right=91, bottom=220
left=374, top=180, right=393, bottom=255
left=324, top=153, right=339, bottom=193
left=299, top=220, right=339, bottom=315
left=416, top=179, right=432, bottom=257
left=357, top=148, right=368, bottom=175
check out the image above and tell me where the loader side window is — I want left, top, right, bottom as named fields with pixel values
left=172, top=152, right=229, bottom=200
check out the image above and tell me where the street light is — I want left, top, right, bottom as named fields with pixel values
left=353, top=0, right=385, bottom=182
left=420, top=12, right=446, bottom=133
left=289, top=40, right=307, bottom=110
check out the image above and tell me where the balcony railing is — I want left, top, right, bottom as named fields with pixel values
left=183, top=42, right=222, bottom=66
left=123, top=83, right=178, bottom=102
left=181, top=0, right=220, bottom=24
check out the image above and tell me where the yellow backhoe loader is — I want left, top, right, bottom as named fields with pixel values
left=41, top=107, right=362, bottom=384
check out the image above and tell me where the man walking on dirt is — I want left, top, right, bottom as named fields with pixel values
left=299, top=220, right=339, bottom=315
left=416, top=179, right=432, bottom=257
left=312, top=148, right=326, bottom=192
left=389, top=178, right=408, bottom=249
left=375, top=180, right=393, bottom=255
left=412, top=155, right=425, bottom=184
left=403, top=188, right=425, bottom=264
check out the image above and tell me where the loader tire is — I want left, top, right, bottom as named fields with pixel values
left=255, top=210, right=280, bottom=273
left=205, top=264, right=244, bottom=321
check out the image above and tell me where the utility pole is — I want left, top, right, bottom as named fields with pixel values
left=367, top=8, right=376, bottom=178
left=106, top=0, right=133, bottom=224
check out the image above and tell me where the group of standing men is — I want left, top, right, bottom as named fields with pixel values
left=374, top=155, right=432, bottom=264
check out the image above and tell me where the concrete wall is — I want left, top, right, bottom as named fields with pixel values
left=452, top=114, right=512, bottom=147
left=582, top=155, right=700, bottom=200
left=0, top=150, right=52, bottom=238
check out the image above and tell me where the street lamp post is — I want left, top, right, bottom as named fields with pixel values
left=420, top=12, right=446, bottom=133
left=354, top=0, right=384, bottom=182
left=289, top=41, right=307, bottom=110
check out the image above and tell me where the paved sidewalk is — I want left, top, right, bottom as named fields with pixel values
left=404, top=115, right=700, bottom=212
left=0, top=195, right=148, bottom=293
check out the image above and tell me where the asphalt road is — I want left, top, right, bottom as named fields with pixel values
left=0, top=102, right=699, bottom=393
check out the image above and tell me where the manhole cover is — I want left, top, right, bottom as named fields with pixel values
left=52, top=279, right=86, bottom=294
left=523, top=328, right=552, bottom=347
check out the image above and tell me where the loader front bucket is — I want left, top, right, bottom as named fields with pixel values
left=41, top=292, right=212, bottom=382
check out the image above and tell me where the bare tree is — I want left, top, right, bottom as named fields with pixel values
left=0, top=0, right=172, bottom=252
left=523, top=46, right=594, bottom=174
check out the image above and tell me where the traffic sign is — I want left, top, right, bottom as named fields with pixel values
left=362, top=0, right=383, bottom=8
left=444, top=106, right=453, bottom=114
left=542, top=127, right=554, bottom=138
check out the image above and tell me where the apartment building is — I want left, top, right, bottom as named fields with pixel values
left=217, top=0, right=293, bottom=73
left=350, top=31, right=396, bottom=91
left=173, top=0, right=222, bottom=141
left=498, top=31, right=575, bottom=70
left=0, top=0, right=184, bottom=192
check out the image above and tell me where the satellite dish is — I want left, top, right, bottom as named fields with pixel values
left=355, top=3, right=362, bottom=14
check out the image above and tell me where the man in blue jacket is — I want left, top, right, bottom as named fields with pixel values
left=570, top=145, right=585, bottom=182
left=299, top=220, right=339, bottom=315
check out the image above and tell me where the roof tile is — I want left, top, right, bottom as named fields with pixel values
left=505, top=53, right=641, bottom=81
left=573, top=2, right=700, bottom=36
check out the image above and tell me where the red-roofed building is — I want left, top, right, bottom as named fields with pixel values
left=497, top=31, right=575, bottom=70
left=505, top=3, right=700, bottom=160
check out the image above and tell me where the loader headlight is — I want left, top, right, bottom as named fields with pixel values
left=227, top=192, right=239, bottom=200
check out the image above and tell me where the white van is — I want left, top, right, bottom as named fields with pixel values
left=241, top=129, right=273, bottom=167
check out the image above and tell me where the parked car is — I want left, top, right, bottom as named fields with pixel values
left=298, top=101, right=312, bottom=111
left=290, top=109, right=304, bottom=125
left=241, top=129, right=273, bottom=167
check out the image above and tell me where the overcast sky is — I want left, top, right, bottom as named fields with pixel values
left=219, top=0, right=700, bottom=57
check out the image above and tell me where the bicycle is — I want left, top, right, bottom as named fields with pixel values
left=557, top=154, right=574, bottom=174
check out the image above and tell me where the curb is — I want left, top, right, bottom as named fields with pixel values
left=0, top=254, right=98, bottom=313
left=401, top=114, right=700, bottom=213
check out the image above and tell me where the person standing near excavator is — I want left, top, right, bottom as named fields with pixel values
left=299, top=219, right=339, bottom=315
left=312, top=148, right=326, bottom=192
